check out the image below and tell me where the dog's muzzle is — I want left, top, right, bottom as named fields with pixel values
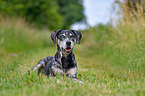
left=65, top=41, right=72, bottom=53
left=65, top=47, right=71, bottom=53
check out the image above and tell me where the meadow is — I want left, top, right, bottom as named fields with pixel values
left=0, top=16, right=145, bottom=96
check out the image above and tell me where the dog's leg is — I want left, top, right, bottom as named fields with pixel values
left=33, top=56, right=53, bottom=73
left=72, top=78, right=84, bottom=83
left=66, top=67, right=77, bottom=78
left=66, top=67, right=83, bottom=83
left=33, top=60, right=45, bottom=73
left=33, top=63, right=43, bottom=72
left=51, top=66, right=64, bottom=76
left=38, top=66, right=45, bottom=75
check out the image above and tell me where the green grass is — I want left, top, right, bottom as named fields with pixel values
left=0, top=17, right=52, bottom=53
left=0, top=17, right=145, bottom=96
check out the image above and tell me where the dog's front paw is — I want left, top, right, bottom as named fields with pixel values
left=72, top=78, right=84, bottom=83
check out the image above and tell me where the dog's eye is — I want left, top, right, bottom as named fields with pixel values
left=60, top=35, right=65, bottom=38
left=70, top=35, right=75, bottom=38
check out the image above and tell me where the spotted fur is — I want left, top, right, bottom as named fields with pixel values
left=32, top=30, right=82, bottom=79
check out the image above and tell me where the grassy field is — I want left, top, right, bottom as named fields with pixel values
left=0, top=17, right=145, bottom=96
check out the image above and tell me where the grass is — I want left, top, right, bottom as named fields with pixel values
left=1, top=47, right=145, bottom=96
left=0, top=16, right=145, bottom=96
left=0, top=17, right=52, bottom=53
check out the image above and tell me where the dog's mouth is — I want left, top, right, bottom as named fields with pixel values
left=64, top=47, right=71, bottom=53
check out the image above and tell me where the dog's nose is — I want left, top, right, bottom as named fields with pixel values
left=66, top=41, right=71, bottom=46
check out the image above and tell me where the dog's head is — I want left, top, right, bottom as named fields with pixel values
left=51, top=29, right=82, bottom=54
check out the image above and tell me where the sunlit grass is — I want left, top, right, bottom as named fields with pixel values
left=0, top=15, right=145, bottom=95
left=1, top=47, right=145, bottom=96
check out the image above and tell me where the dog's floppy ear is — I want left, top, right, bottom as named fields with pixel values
left=51, top=29, right=62, bottom=44
left=71, top=30, right=82, bottom=44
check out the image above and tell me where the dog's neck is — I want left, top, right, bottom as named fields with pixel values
left=55, top=45, right=73, bottom=63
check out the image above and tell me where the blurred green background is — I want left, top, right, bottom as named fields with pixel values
left=0, top=0, right=85, bottom=30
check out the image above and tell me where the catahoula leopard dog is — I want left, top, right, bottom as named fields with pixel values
left=32, top=29, right=82, bottom=80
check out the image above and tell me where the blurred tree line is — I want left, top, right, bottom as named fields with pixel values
left=0, top=0, right=85, bottom=30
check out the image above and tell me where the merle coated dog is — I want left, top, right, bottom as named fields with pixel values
left=32, top=29, right=82, bottom=80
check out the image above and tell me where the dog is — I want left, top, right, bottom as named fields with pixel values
left=32, top=29, right=82, bottom=80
